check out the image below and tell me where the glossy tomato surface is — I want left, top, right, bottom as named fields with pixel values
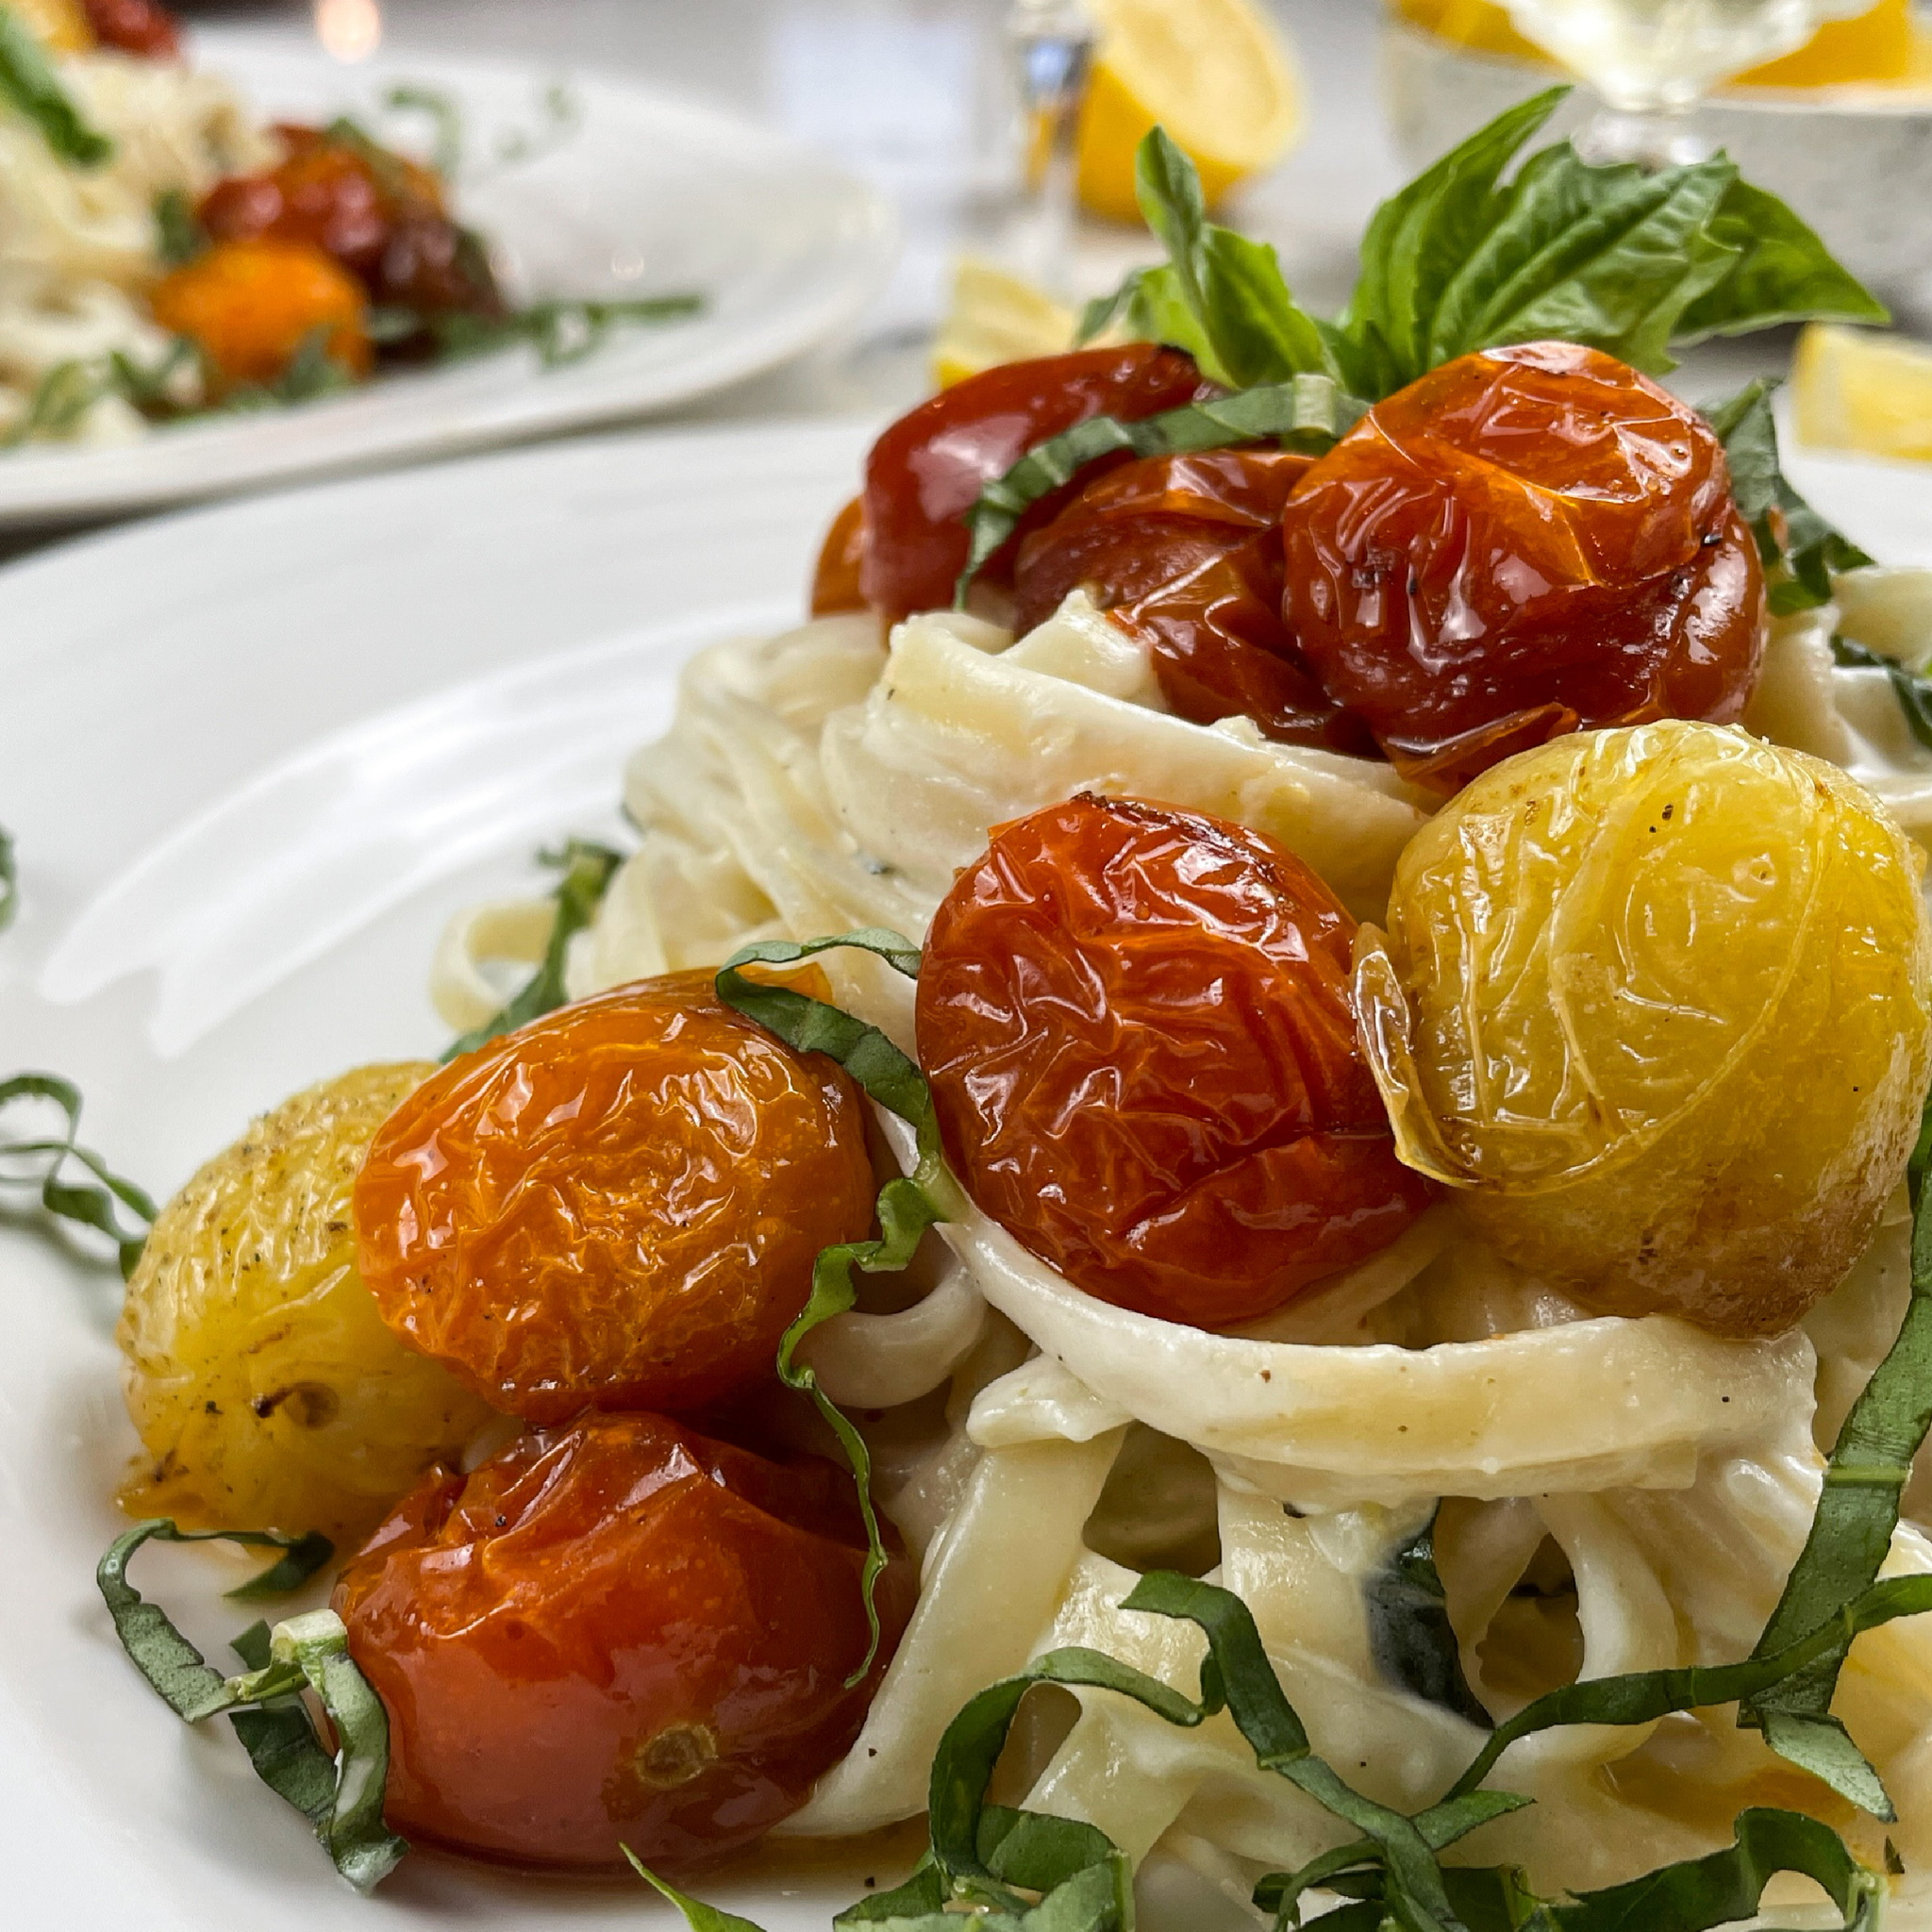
left=916, top=794, right=1434, bottom=1327
left=1013, top=448, right=1375, bottom=755
left=1280, top=340, right=1767, bottom=791
left=809, top=495, right=870, bottom=616
left=83, top=0, right=179, bottom=56
left=355, top=971, right=877, bottom=1422
left=334, top=1409, right=910, bottom=1869
left=859, top=344, right=1215, bottom=622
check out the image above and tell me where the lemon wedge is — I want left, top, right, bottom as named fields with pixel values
left=1075, top=0, right=1303, bottom=225
left=932, top=257, right=1078, bottom=389
left=1394, top=0, right=1922, bottom=87
left=1793, top=323, right=1932, bottom=464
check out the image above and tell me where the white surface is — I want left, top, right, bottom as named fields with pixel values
left=0, top=29, right=895, bottom=525
left=0, top=416, right=1927, bottom=1927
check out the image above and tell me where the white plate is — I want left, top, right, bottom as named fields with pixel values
left=0, top=30, right=896, bottom=526
left=0, top=420, right=1927, bottom=1931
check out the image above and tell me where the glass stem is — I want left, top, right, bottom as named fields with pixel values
left=1007, top=0, right=1096, bottom=294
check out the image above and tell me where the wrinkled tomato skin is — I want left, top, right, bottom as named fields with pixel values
left=354, top=971, right=877, bottom=1423
left=859, top=344, right=1216, bottom=622
left=84, top=0, right=180, bottom=58
left=1279, top=340, right=1768, bottom=791
left=810, top=495, right=871, bottom=616
left=334, top=1410, right=912, bottom=1870
left=1012, top=448, right=1376, bottom=757
left=916, top=793, right=1435, bottom=1328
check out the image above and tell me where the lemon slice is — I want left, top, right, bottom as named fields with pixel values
left=1793, top=324, right=1932, bottom=464
left=932, top=257, right=1078, bottom=389
left=1074, top=0, right=1303, bottom=225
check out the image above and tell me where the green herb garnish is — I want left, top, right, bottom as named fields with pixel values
left=0, top=1071, right=155, bottom=1276
left=423, top=292, right=704, bottom=369
left=443, top=836, right=624, bottom=1060
left=99, top=1518, right=405, bottom=1891
left=1832, top=635, right=1932, bottom=752
left=381, top=82, right=463, bottom=180
left=0, top=821, right=15, bottom=931
left=153, top=186, right=206, bottom=267
left=0, top=3, right=111, bottom=165
left=1365, top=1507, right=1491, bottom=1731
left=717, top=928, right=965, bottom=1682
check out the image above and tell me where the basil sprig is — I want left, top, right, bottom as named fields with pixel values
left=953, top=375, right=1366, bottom=607
left=1365, top=1507, right=1491, bottom=1731
left=99, top=1519, right=405, bottom=1890
left=0, top=1071, right=155, bottom=1276
left=716, top=928, right=965, bottom=1682
left=0, top=4, right=111, bottom=166
left=443, top=836, right=624, bottom=1060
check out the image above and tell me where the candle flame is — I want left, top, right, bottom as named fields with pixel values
left=314, top=0, right=381, bottom=62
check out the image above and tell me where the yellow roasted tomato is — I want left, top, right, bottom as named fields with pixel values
left=117, top=1064, right=497, bottom=1542
left=1354, top=722, right=1932, bottom=1336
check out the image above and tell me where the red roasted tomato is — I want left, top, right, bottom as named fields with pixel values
left=916, top=793, right=1434, bottom=1327
left=334, top=1409, right=911, bottom=1869
left=83, top=0, right=180, bottom=58
left=858, top=344, right=1216, bottom=622
left=1279, top=340, right=1767, bottom=791
left=1011, top=447, right=1375, bottom=756
left=354, top=972, right=878, bottom=1422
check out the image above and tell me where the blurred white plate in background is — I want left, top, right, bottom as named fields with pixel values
left=0, top=30, right=896, bottom=526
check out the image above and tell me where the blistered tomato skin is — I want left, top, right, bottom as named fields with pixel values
left=859, top=344, right=1216, bottom=622
left=354, top=972, right=877, bottom=1422
left=917, top=793, right=1435, bottom=1328
left=1280, top=341, right=1768, bottom=791
left=116, top=1064, right=495, bottom=1542
left=1355, top=722, right=1932, bottom=1336
left=333, top=1410, right=911, bottom=1869
left=1011, top=448, right=1375, bottom=756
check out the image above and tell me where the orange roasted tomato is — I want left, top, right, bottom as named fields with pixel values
left=916, top=793, right=1435, bottom=1327
left=150, top=238, right=372, bottom=389
left=354, top=972, right=877, bottom=1422
left=1279, top=340, right=1768, bottom=791
left=334, top=1408, right=911, bottom=1869
left=809, top=495, right=871, bottom=617
left=1011, top=447, right=1375, bottom=757
left=858, top=344, right=1216, bottom=623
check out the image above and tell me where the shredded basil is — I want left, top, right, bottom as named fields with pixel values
left=99, top=1520, right=407, bottom=1890
left=953, top=375, right=1366, bottom=605
left=225, top=1530, right=335, bottom=1603
left=1832, top=636, right=1932, bottom=754
left=421, top=293, right=704, bottom=369
left=1365, top=1507, right=1491, bottom=1730
left=716, top=929, right=964, bottom=1681
left=153, top=187, right=206, bottom=268
left=625, top=1850, right=772, bottom=1932
left=443, top=837, right=624, bottom=1060
left=0, top=1071, right=155, bottom=1276
left=380, top=82, right=463, bottom=179
left=0, top=4, right=111, bottom=166
left=0, top=821, right=15, bottom=931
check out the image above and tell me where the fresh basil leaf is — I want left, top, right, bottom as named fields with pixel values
left=1366, top=1508, right=1491, bottom=1729
left=153, top=187, right=206, bottom=267
left=0, top=4, right=112, bottom=165
left=953, top=375, right=1366, bottom=605
left=1341, top=86, right=1569, bottom=391
left=1551, top=1806, right=1881, bottom=1932
left=224, top=1529, right=334, bottom=1602
left=443, top=836, right=625, bottom=1060
left=1832, top=635, right=1932, bottom=754
left=0, top=1071, right=156, bottom=1276
left=717, top=929, right=964, bottom=1681
left=836, top=1860, right=948, bottom=1924
left=226, top=1621, right=341, bottom=1830
left=1708, top=377, right=1874, bottom=613
left=0, top=822, right=15, bottom=931
left=1676, top=179, right=1890, bottom=344
left=624, top=1848, right=774, bottom=1932
left=1736, top=1084, right=1932, bottom=1812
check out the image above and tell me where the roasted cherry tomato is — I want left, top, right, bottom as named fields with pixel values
left=810, top=495, right=870, bottom=617
left=1012, top=448, right=1375, bottom=756
left=859, top=344, right=1216, bottom=623
left=150, top=238, right=371, bottom=388
left=334, top=1409, right=911, bottom=1869
left=83, top=0, right=179, bottom=58
left=916, top=793, right=1435, bottom=1327
left=354, top=971, right=877, bottom=1422
left=1280, top=340, right=1767, bottom=791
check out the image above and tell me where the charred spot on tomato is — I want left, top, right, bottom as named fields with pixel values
left=332, top=1410, right=912, bottom=1870
left=858, top=344, right=1216, bottom=624
left=1011, top=447, right=1377, bottom=757
left=353, top=970, right=877, bottom=1422
left=915, top=792, right=1435, bottom=1328
left=1280, top=341, right=1768, bottom=792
